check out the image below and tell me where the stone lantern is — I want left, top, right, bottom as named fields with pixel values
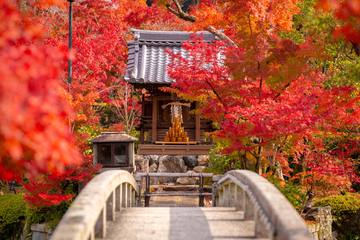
left=92, top=132, right=137, bottom=172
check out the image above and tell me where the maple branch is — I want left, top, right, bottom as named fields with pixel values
left=165, top=0, right=237, bottom=47
left=166, top=0, right=196, bottom=22
left=274, top=81, right=292, bottom=99
left=205, top=26, right=237, bottom=47
left=248, top=14, right=253, bottom=36
left=172, top=0, right=182, bottom=11
left=205, top=79, right=226, bottom=109
left=248, top=150, right=257, bottom=159
left=258, top=62, right=263, bottom=102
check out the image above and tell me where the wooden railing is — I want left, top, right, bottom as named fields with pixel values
left=135, top=172, right=214, bottom=207
left=213, top=170, right=313, bottom=240
left=51, top=170, right=138, bottom=240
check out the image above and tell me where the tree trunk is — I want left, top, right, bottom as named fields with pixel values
left=255, top=146, right=262, bottom=174
left=274, top=160, right=284, bottom=180
left=271, top=144, right=284, bottom=180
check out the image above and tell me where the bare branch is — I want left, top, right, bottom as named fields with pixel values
left=206, top=26, right=237, bottom=47
left=165, top=0, right=237, bottom=47
left=166, top=2, right=196, bottom=22
left=171, top=0, right=183, bottom=12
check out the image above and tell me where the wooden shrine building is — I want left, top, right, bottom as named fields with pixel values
left=124, top=29, right=215, bottom=155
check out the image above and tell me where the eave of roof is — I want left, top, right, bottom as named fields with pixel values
left=124, top=29, right=217, bottom=85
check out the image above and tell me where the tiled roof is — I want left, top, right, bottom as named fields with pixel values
left=124, top=29, right=216, bottom=85
left=92, top=132, right=137, bottom=143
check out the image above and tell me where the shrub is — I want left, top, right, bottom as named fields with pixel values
left=207, top=153, right=243, bottom=174
left=267, top=177, right=307, bottom=211
left=314, top=194, right=360, bottom=239
left=0, top=194, right=70, bottom=240
left=25, top=202, right=70, bottom=230
left=0, top=194, right=26, bottom=240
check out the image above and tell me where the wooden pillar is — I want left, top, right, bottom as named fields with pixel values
left=140, top=94, right=145, bottom=143
left=199, top=174, right=204, bottom=207
left=145, top=174, right=150, bottom=207
left=195, top=102, right=201, bottom=142
left=136, top=176, right=142, bottom=207
left=152, top=96, right=158, bottom=142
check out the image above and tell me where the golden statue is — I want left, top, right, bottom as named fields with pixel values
left=161, top=102, right=191, bottom=142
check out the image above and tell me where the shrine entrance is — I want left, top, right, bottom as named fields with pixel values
left=135, top=91, right=213, bottom=155
left=124, top=29, right=215, bottom=155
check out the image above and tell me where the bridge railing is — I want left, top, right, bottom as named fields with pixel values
left=51, top=170, right=138, bottom=240
left=213, top=170, right=313, bottom=240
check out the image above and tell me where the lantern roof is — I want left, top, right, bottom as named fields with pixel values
left=92, top=132, right=137, bottom=143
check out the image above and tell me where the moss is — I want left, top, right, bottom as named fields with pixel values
left=314, top=194, right=360, bottom=239
left=0, top=194, right=26, bottom=239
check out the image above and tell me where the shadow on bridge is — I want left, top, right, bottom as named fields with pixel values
left=169, top=207, right=260, bottom=240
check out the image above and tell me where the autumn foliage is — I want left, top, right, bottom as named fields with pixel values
left=319, top=0, right=360, bottom=43
left=0, top=0, right=182, bottom=207
left=0, top=0, right=81, bottom=181
left=166, top=0, right=360, bottom=194
left=1, top=0, right=359, bottom=208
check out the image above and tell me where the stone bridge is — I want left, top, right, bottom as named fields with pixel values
left=51, top=170, right=313, bottom=240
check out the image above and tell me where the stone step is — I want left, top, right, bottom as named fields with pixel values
left=102, top=207, right=268, bottom=240
left=144, top=191, right=212, bottom=197
left=148, top=195, right=208, bottom=207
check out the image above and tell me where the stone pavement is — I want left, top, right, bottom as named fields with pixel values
left=103, top=207, right=267, bottom=240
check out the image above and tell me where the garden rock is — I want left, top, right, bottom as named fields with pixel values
left=197, top=155, right=209, bottom=166
left=304, top=207, right=332, bottom=240
left=149, top=163, right=158, bottom=173
left=158, top=156, right=187, bottom=183
left=176, top=177, right=197, bottom=185
left=135, top=155, right=148, bottom=173
left=158, top=156, right=187, bottom=173
left=183, top=156, right=198, bottom=168
left=176, top=171, right=197, bottom=185
left=144, top=155, right=160, bottom=165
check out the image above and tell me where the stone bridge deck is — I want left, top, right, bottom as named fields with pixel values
left=104, top=207, right=267, bottom=240
left=51, top=170, right=314, bottom=240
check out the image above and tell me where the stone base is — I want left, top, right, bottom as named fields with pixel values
left=304, top=207, right=333, bottom=240
left=31, top=224, right=52, bottom=240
